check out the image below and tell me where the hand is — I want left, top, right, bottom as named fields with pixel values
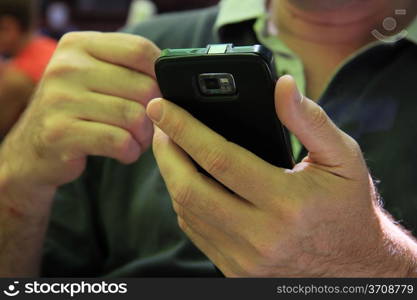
left=148, top=75, right=416, bottom=277
left=0, top=32, right=161, bottom=207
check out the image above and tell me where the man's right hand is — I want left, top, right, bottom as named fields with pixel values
left=0, top=32, right=161, bottom=207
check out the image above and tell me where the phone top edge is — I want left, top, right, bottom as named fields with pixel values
left=157, top=44, right=273, bottom=65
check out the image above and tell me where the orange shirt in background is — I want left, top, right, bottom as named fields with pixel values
left=10, top=35, right=57, bottom=84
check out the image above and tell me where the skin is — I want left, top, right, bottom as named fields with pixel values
left=0, top=32, right=161, bottom=276
left=147, top=0, right=417, bottom=276
left=0, top=0, right=416, bottom=277
left=147, top=78, right=417, bottom=277
left=271, top=0, right=417, bottom=99
left=0, top=16, right=36, bottom=136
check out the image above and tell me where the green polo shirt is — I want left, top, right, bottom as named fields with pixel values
left=41, top=3, right=417, bottom=277
left=216, top=0, right=417, bottom=158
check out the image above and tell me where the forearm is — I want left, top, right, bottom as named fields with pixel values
left=0, top=164, right=55, bottom=277
left=329, top=208, right=417, bottom=278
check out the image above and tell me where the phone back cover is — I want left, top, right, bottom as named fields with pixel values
left=156, top=54, right=293, bottom=169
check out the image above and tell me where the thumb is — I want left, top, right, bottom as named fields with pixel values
left=275, top=75, right=365, bottom=178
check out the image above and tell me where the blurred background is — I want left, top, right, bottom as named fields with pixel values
left=40, top=0, right=220, bottom=39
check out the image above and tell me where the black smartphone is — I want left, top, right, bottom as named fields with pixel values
left=155, top=44, right=294, bottom=169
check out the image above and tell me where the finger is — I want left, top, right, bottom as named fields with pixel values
left=51, top=119, right=142, bottom=164
left=147, top=99, right=291, bottom=206
left=177, top=217, right=237, bottom=277
left=153, top=127, right=274, bottom=271
left=178, top=215, right=258, bottom=277
left=66, top=32, right=161, bottom=79
left=275, top=75, right=366, bottom=179
left=62, top=92, right=153, bottom=150
left=80, top=59, right=161, bottom=106
left=153, top=127, right=253, bottom=233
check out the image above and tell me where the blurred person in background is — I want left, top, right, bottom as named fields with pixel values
left=0, top=0, right=57, bottom=137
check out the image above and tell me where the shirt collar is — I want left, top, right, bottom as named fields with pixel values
left=214, top=0, right=266, bottom=32
left=215, top=0, right=417, bottom=45
left=407, top=16, right=417, bottom=44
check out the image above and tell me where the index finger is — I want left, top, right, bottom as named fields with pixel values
left=60, top=32, right=161, bottom=79
left=147, top=98, right=292, bottom=206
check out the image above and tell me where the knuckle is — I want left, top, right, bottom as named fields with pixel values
left=346, top=135, right=362, bottom=158
left=45, top=42, right=97, bottom=81
left=138, top=118, right=154, bottom=148
left=32, top=130, right=48, bottom=160
left=135, top=110, right=150, bottom=134
left=177, top=216, right=188, bottom=232
left=44, top=57, right=88, bottom=80
left=276, top=198, right=304, bottom=225
left=111, top=131, right=134, bottom=154
left=243, top=217, right=286, bottom=264
left=252, top=241, right=278, bottom=262
left=42, top=88, right=73, bottom=107
left=126, top=39, right=150, bottom=64
left=131, top=78, right=162, bottom=106
left=170, top=183, right=194, bottom=208
left=166, top=116, right=187, bottom=143
left=58, top=32, right=89, bottom=48
left=125, top=36, right=160, bottom=74
left=149, top=79, right=160, bottom=94
left=102, top=130, right=124, bottom=153
left=43, top=62, right=69, bottom=80
left=171, top=200, right=180, bottom=215
left=33, top=116, right=69, bottom=159
left=309, top=105, right=328, bottom=131
left=336, top=132, right=365, bottom=167
left=141, top=80, right=161, bottom=101
left=119, top=102, right=145, bottom=129
left=137, top=120, right=153, bottom=151
left=40, top=116, right=70, bottom=145
left=204, top=145, right=230, bottom=176
left=130, top=36, right=155, bottom=56
left=132, top=36, right=149, bottom=51
left=102, top=130, right=140, bottom=164
left=172, top=201, right=185, bottom=220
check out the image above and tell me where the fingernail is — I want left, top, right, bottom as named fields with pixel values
left=147, top=99, right=163, bottom=123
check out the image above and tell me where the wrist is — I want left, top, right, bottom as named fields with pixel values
left=377, top=210, right=417, bottom=277
left=0, top=161, right=56, bottom=219
left=0, top=161, right=54, bottom=277
left=317, top=206, right=417, bottom=277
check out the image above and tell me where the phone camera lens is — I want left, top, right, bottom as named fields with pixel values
left=198, top=73, right=236, bottom=96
